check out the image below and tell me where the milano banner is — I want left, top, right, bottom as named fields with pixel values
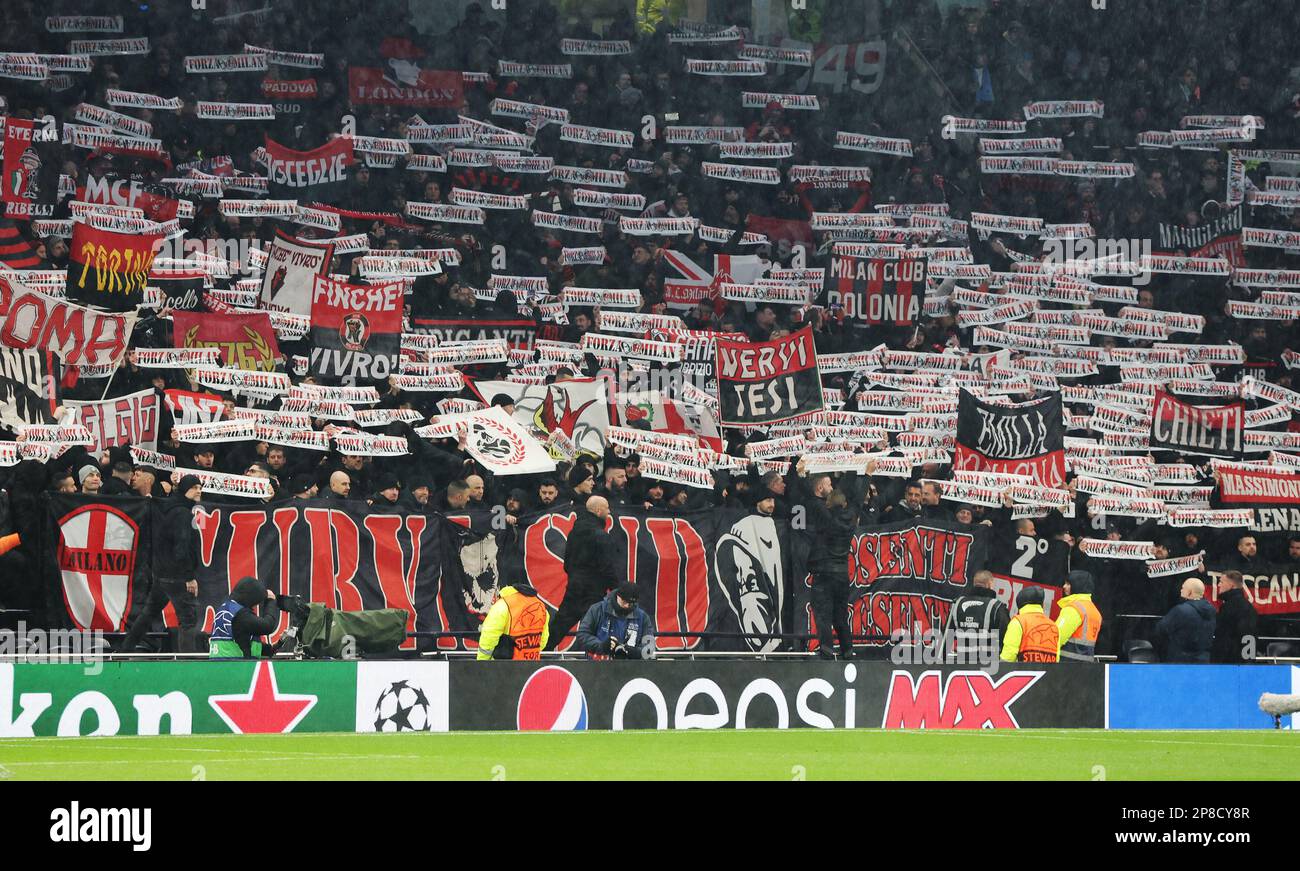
left=954, top=389, right=1065, bottom=488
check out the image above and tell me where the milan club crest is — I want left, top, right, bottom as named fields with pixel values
left=340, top=313, right=370, bottom=351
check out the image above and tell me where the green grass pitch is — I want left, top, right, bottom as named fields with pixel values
left=1, top=730, right=1298, bottom=780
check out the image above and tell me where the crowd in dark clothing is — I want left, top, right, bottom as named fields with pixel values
left=0, top=0, right=1299, bottom=658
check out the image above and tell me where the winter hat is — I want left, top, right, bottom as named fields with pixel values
left=78, top=464, right=100, bottom=484
left=177, top=474, right=202, bottom=496
left=568, top=465, right=593, bottom=488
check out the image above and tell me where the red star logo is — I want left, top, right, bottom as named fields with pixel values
left=208, top=661, right=318, bottom=734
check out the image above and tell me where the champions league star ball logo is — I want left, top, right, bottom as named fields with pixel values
left=340, top=313, right=370, bottom=351
left=516, top=666, right=588, bottom=731
left=372, top=680, right=434, bottom=731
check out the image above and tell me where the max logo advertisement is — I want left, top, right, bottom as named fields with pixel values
left=514, top=666, right=1044, bottom=731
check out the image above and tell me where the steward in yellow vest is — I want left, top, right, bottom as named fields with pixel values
left=1056, top=570, right=1102, bottom=661
left=1000, top=586, right=1060, bottom=663
left=477, top=583, right=550, bottom=660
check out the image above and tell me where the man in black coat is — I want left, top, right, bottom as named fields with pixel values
left=1154, top=577, right=1217, bottom=663
left=118, top=475, right=203, bottom=652
left=547, top=495, right=619, bottom=649
left=1212, top=570, right=1259, bottom=663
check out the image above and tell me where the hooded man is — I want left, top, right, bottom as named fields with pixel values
left=575, top=582, right=656, bottom=660
left=476, top=579, right=549, bottom=660
left=209, top=576, right=281, bottom=658
left=1155, top=578, right=1217, bottom=663
left=1056, top=570, right=1102, bottom=661
left=118, top=475, right=203, bottom=653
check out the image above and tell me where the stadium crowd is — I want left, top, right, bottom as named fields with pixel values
left=1, top=0, right=1300, bottom=662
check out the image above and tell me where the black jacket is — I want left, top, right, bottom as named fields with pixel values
left=790, top=472, right=870, bottom=575
left=1212, top=587, right=1259, bottom=664
left=563, top=509, right=618, bottom=590
left=1155, top=598, right=1217, bottom=663
left=154, top=494, right=199, bottom=580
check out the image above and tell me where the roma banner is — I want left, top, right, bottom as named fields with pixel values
left=793, top=517, right=991, bottom=652
left=0, top=272, right=136, bottom=370
left=42, top=493, right=152, bottom=633
left=1150, top=389, right=1244, bottom=458
left=172, top=310, right=281, bottom=372
left=0, top=346, right=59, bottom=428
left=954, top=389, right=1065, bottom=488
left=63, top=388, right=160, bottom=452
left=471, top=377, right=612, bottom=458
left=65, top=221, right=162, bottom=311
left=491, top=506, right=798, bottom=653
left=410, top=317, right=536, bottom=350
left=188, top=499, right=449, bottom=651
left=822, top=252, right=926, bottom=326
left=715, top=325, right=823, bottom=426
left=262, top=135, right=354, bottom=202
left=309, top=276, right=402, bottom=382
left=259, top=230, right=334, bottom=316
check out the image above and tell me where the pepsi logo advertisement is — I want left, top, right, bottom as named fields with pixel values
left=452, top=662, right=1104, bottom=731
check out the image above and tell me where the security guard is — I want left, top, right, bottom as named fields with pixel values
left=477, top=581, right=550, bottom=660
left=944, top=570, right=1010, bottom=664
left=1056, top=570, right=1102, bottom=661
left=999, top=586, right=1059, bottom=663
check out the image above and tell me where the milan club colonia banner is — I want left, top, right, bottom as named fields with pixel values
left=309, top=276, right=402, bottom=382
left=715, top=325, right=823, bottom=426
left=1149, top=389, right=1244, bottom=458
left=954, top=389, right=1065, bottom=488
left=822, top=253, right=926, bottom=326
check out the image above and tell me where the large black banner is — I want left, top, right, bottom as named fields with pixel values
left=954, top=389, right=1066, bottom=488
left=985, top=529, right=1070, bottom=617
left=715, top=325, right=823, bottom=426
left=42, top=494, right=153, bottom=633
left=822, top=253, right=926, bottom=326
left=0, top=347, right=59, bottom=429
left=188, top=499, right=449, bottom=651
left=449, top=661, right=1106, bottom=730
left=793, top=517, right=990, bottom=651
left=1149, top=388, right=1244, bottom=458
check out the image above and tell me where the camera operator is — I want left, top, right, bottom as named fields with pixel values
left=209, top=577, right=281, bottom=659
left=575, top=582, right=656, bottom=660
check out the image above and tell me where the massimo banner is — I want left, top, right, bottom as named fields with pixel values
left=410, top=317, right=537, bottom=350
left=1212, top=464, right=1300, bottom=607
left=172, top=310, right=281, bottom=372
left=65, top=221, right=161, bottom=311
left=1149, top=389, right=1244, bottom=458
left=449, top=661, right=1105, bottom=730
left=0, top=346, right=59, bottom=428
left=954, top=389, right=1065, bottom=488
left=260, top=229, right=334, bottom=316
left=189, top=499, right=450, bottom=651
left=309, top=276, right=402, bottom=382
left=42, top=494, right=153, bottom=633
left=262, top=135, right=354, bottom=202
left=822, top=252, right=926, bottom=326
left=793, top=517, right=990, bottom=651
left=715, top=325, right=822, bottom=426
left=63, top=388, right=160, bottom=453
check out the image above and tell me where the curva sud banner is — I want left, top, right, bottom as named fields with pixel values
left=715, top=325, right=822, bottom=426
left=954, top=389, right=1065, bottom=488
left=449, top=662, right=1105, bottom=731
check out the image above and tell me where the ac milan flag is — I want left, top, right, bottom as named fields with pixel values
left=259, top=229, right=334, bottom=316
left=78, top=173, right=180, bottom=222
left=262, top=135, right=354, bottom=202
left=172, top=310, right=281, bottom=372
left=715, top=325, right=823, bottom=426
left=471, top=377, right=613, bottom=458
left=822, top=252, right=926, bottom=326
left=3, top=117, right=55, bottom=220
left=45, top=494, right=153, bottom=633
left=65, top=221, right=162, bottom=311
left=309, top=276, right=402, bottom=382
left=954, top=389, right=1065, bottom=488
left=1149, top=389, right=1244, bottom=458
left=63, top=388, right=160, bottom=452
